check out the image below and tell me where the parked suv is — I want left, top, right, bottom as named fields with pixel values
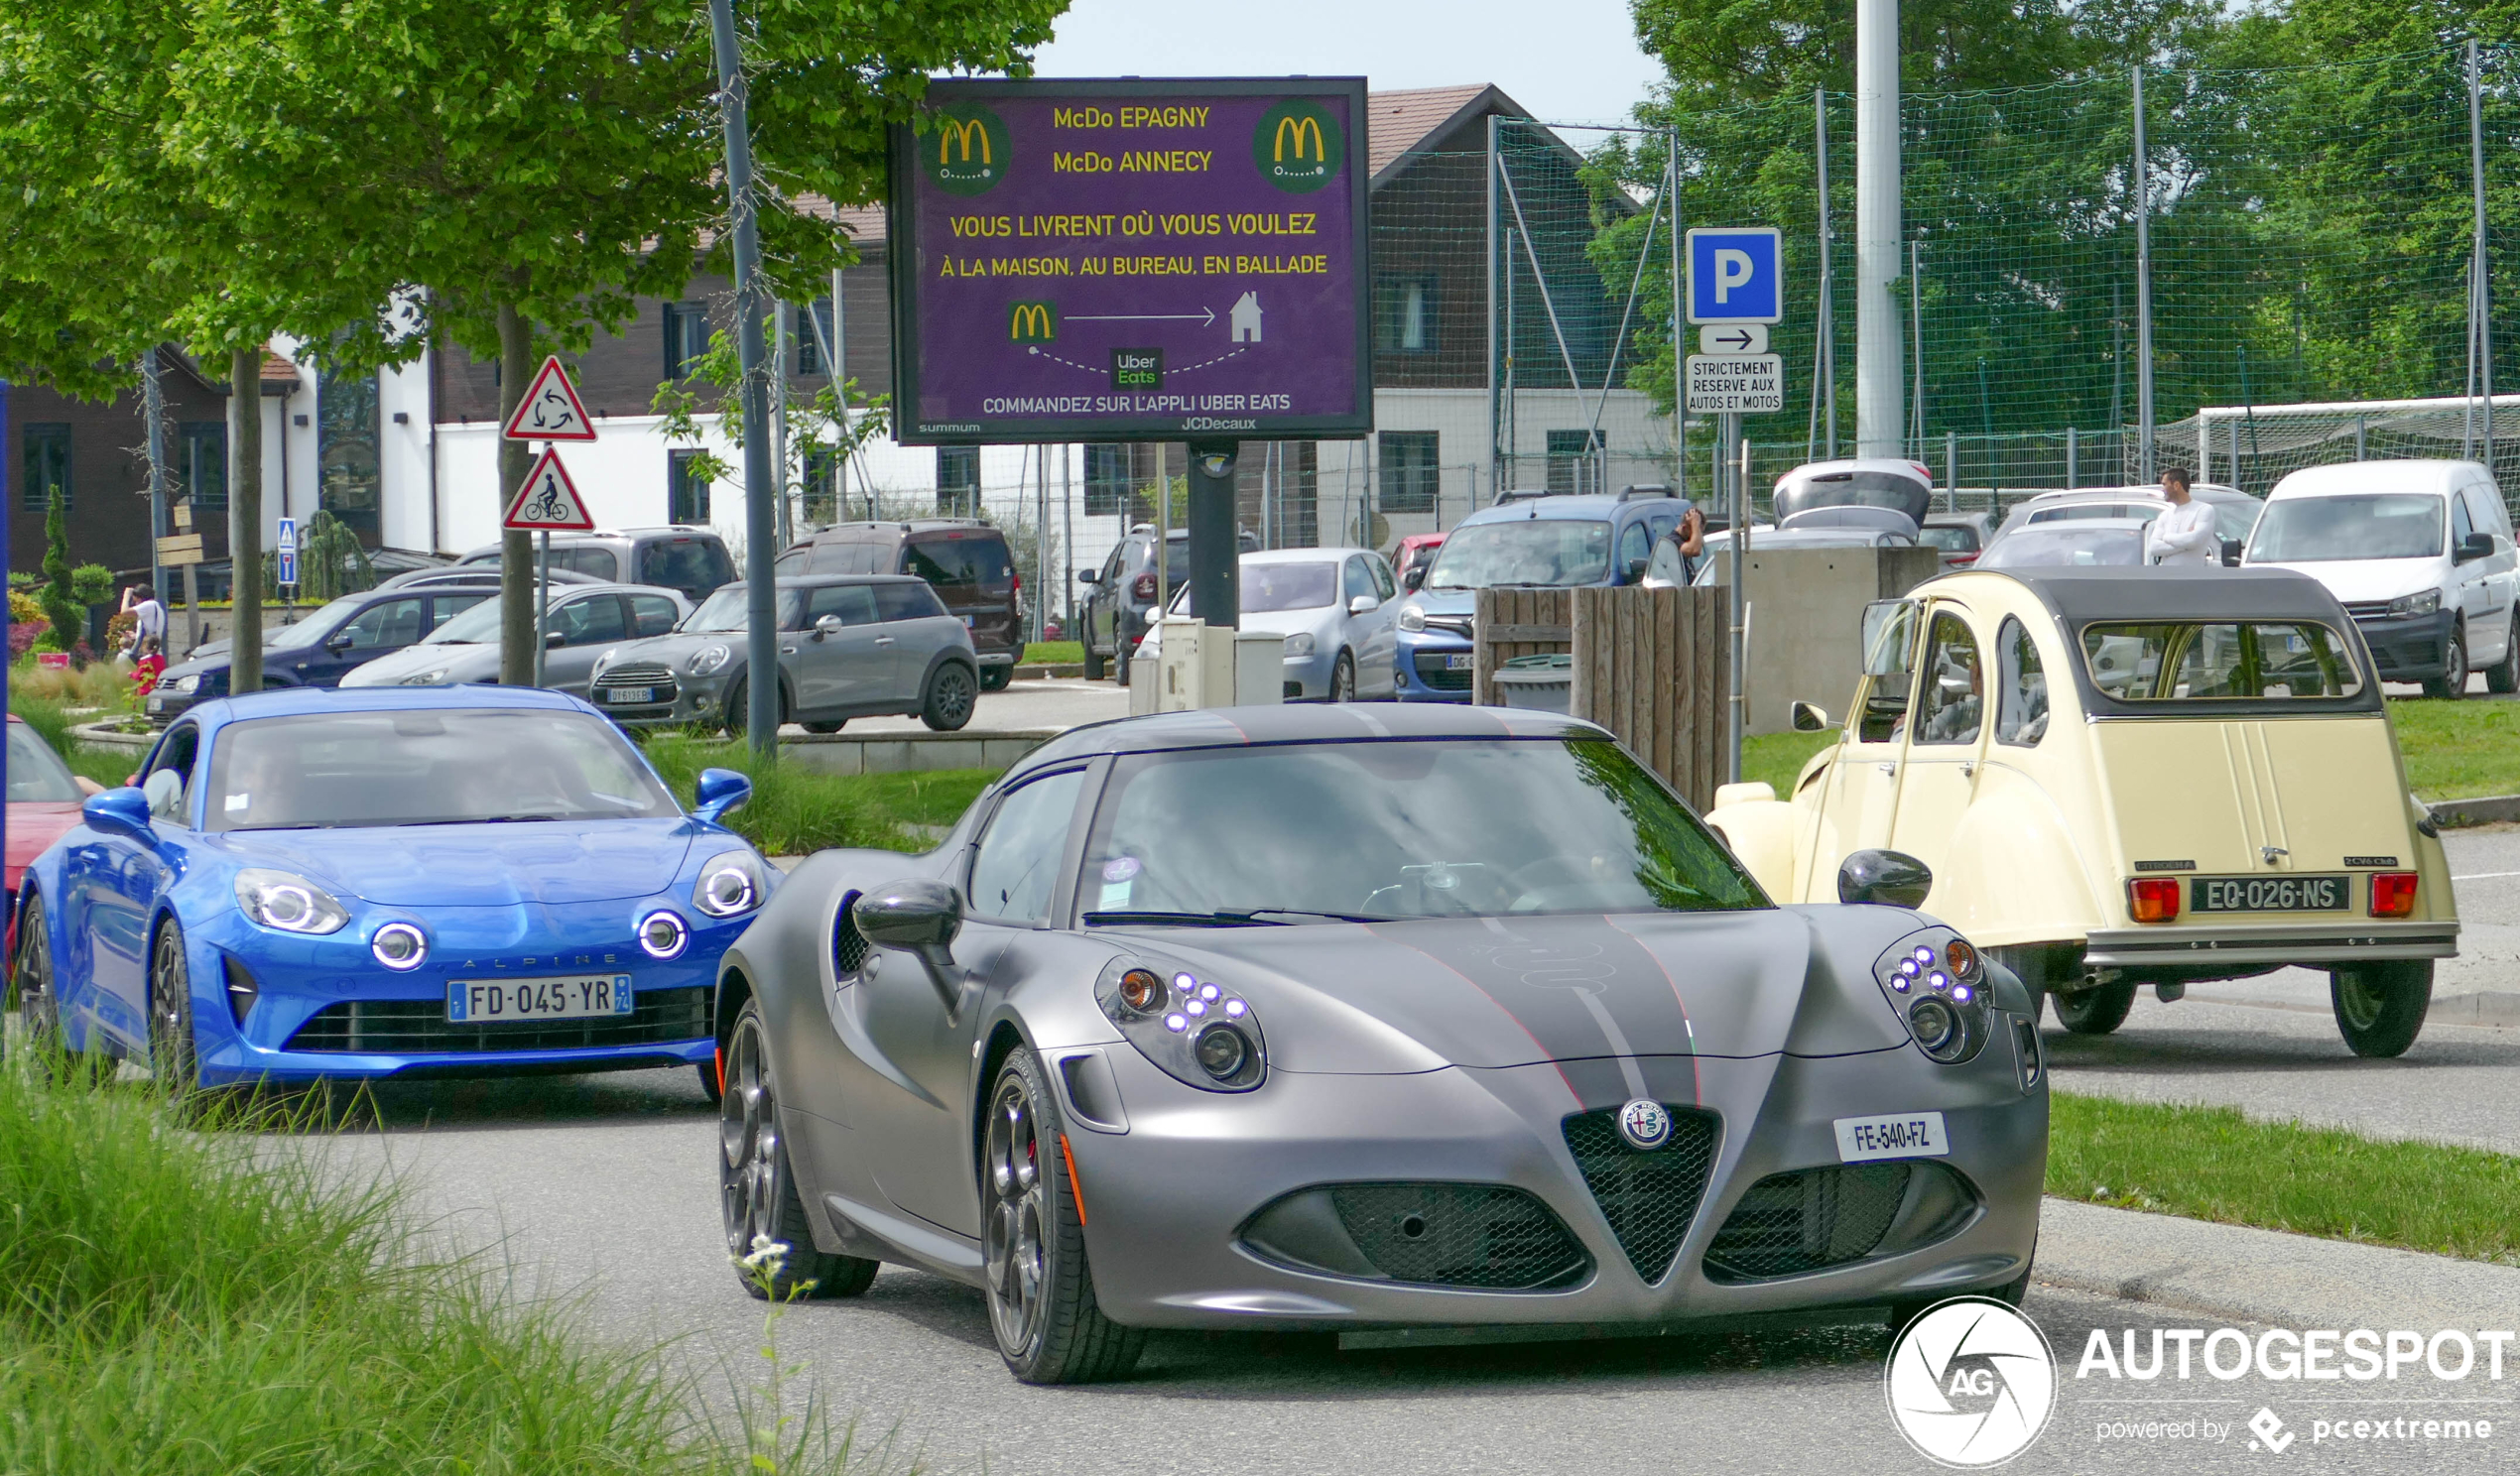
left=1076, top=524, right=1261, bottom=683
left=454, top=527, right=736, bottom=602
left=2243, top=459, right=2519, bottom=697
left=1392, top=487, right=1687, bottom=701
left=777, top=520, right=1020, bottom=689
left=588, top=575, right=980, bottom=733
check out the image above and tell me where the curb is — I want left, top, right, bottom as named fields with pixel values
left=2035, top=1197, right=2520, bottom=1329
left=2426, top=793, right=2520, bottom=826
left=1012, top=663, right=1087, bottom=680
left=67, top=720, right=154, bottom=752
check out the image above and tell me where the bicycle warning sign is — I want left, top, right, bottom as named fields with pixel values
left=503, top=448, right=596, bottom=531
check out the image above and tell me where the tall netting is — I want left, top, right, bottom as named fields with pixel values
left=1572, top=42, right=2520, bottom=519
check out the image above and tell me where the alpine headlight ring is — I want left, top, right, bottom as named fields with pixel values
left=235, top=869, right=350, bottom=935
left=693, top=850, right=767, bottom=918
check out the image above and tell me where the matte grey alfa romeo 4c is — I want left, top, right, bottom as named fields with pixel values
left=711, top=705, right=2047, bottom=1384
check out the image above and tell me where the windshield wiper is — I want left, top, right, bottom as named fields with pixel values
left=1228, top=908, right=1393, bottom=923
left=1081, top=907, right=1390, bottom=927
left=398, top=813, right=564, bottom=826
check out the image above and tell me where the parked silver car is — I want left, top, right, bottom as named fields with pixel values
left=587, top=575, right=980, bottom=734
left=1135, top=548, right=1402, bottom=700
left=338, top=582, right=690, bottom=699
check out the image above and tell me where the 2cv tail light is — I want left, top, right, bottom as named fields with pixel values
left=2126, top=877, right=2182, bottom=923
left=2370, top=872, right=2419, bottom=919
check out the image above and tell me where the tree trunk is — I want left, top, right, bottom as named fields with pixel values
left=228, top=346, right=264, bottom=692
left=497, top=303, right=534, bottom=684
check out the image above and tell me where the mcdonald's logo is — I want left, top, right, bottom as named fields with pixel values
left=939, top=117, right=992, bottom=167
left=919, top=104, right=1011, bottom=196
left=1251, top=99, right=1344, bottom=195
left=1008, top=302, right=1058, bottom=342
left=1272, top=114, right=1325, bottom=164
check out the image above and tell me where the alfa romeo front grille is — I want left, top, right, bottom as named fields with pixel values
left=1326, top=1183, right=1589, bottom=1290
left=1560, top=1105, right=1719, bottom=1284
left=284, top=986, right=710, bottom=1054
left=1702, top=1164, right=1912, bottom=1282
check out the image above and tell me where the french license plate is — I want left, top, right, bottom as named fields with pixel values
left=2191, top=874, right=2350, bottom=913
left=1444, top=652, right=1475, bottom=671
left=447, top=974, right=634, bottom=1023
left=962, top=614, right=976, bottom=629
left=148, top=695, right=168, bottom=713
left=1834, top=1111, right=1950, bottom=1163
left=602, top=686, right=654, bottom=705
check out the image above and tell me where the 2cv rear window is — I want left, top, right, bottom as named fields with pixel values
left=2079, top=622, right=2363, bottom=703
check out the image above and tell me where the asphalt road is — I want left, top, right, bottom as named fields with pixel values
left=322, top=1070, right=2512, bottom=1476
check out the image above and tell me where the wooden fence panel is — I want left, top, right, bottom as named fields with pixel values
left=1474, top=585, right=1726, bottom=807
left=1470, top=588, right=1572, bottom=704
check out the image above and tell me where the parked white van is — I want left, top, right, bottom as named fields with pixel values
left=2242, top=460, right=2518, bottom=697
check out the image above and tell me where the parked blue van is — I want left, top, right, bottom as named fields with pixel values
left=1391, top=487, right=1688, bottom=701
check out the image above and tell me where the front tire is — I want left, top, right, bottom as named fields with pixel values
left=921, top=662, right=977, bottom=732
left=718, top=1000, right=878, bottom=1300
left=981, top=1047, right=1144, bottom=1384
left=148, top=919, right=199, bottom=1097
left=979, top=664, right=1012, bottom=692
left=1082, top=630, right=1106, bottom=681
left=1328, top=650, right=1356, bottom=703
left=2053, top=979, right=2136, bottom=1036
left=801, top=720, right=846, bottom=735
left=2331, top=960, right=2432, bottom=1057
left=14, top=893, right=66, bottom=1063
left=2424, top=626, right=2469, bottom=699
left=722, top=676, right=789, bottom=738
left=2488, top=618, right=2520, bottom=694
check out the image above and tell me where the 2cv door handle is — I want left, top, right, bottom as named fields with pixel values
left=1877, top=762, right=1898, bottom=777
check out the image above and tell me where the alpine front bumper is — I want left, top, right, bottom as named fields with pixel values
left=187, top=896, right=747, bottom=1085
left=1049, top=1036, right=2045, bottom=1332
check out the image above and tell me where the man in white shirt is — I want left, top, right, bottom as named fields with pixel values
left=2145, top=466, right=2220, bottom=566
left=120, top=583, right=167, bottom=657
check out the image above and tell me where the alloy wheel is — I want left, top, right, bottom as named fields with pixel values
left=719, top=1017, right=780, bottom=1257
left=150, top=922, right=197, bottom=1093
left=1331, top=652, right=1355, bottom=703
left=981, top=1073, right=1050, bottom=1358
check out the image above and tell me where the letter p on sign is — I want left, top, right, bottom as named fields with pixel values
left=1687, top=227, right=1783, bottom=324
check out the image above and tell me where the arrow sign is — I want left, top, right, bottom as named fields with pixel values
left=1699, top=323, right=1768, bottom=354
left=501, top=355, right=598, bottom=442
left=502, top=447, right=597, bottom=531
left=1068, top=308, right=1217, bottom=326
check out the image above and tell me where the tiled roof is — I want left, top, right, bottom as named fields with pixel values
left=1367, top=84, right=1516, bottom=180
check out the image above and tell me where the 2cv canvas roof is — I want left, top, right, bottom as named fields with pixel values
left=1939, top=565, right=2383, bottom=718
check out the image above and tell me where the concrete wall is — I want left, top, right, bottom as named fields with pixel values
left=1707, top=546, right=1944, bottom=734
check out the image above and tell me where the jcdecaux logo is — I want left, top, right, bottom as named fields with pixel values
left=1253, top=99, right=1343, bottom=194
left=922, top=103, right=1011, bottom=196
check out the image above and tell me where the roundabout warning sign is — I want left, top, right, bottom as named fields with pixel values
left=887, top=78, right=1373, bottom=444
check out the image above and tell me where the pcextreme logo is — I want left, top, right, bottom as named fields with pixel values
left=1252, top=99, right=1343, bottom=194
left=1885, top=1297, right=2059, bottom=1467
left=923, top=104, right=1011, bottom=196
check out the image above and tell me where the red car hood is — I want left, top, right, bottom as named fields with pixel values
left=6, top=800, right=84, bottom=895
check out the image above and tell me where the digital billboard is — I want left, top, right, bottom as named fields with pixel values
left=886, top=77, right=1373, bottom=444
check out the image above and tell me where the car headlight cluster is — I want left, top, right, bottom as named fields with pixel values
left=235, top=868, right=350, bottom=935
left=399, top=668, right=454, bottom=685
left=1095, top=954, right=1266, bottom=1092
left=688, top=644, right=733, bottom=676
left=693, top=850, right=767, bottom=918
left=1396, top=605, right=1427, bottom=633
left=1282, top=632, right=1316, bottom=658
left=167, top=673, right=200, bottom=694
left=2387, top=588, right=2443, bottom=619
left=1875, top=929, right=1990, bottom=1064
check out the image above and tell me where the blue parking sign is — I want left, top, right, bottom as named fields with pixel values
left=1686, top=227, right=1784, bottom=324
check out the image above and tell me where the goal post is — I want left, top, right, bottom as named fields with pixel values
left=2185, top=394, right=2520, bottom=507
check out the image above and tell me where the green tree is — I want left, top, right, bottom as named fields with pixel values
left=33, top=491, right=114, bottom=654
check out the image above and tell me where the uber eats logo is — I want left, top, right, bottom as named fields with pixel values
left=922, top=103, right=1011, bottom=196
left=1252, top=99, right=1343, bottom=193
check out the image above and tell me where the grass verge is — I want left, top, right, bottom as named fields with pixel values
left=641, top=732, right=999, bottom=854
left=1740, top=730, right=1835, bottom=799
left=1023, top=640, right=1082, bottom=666
left=2388, top=696, right=2520, bottom=801
left=0, top=1061, right=859, bottom=1474
left=2048, top=1090, right=2520, bottom=1265
left=10, top=693, right=147, bottom=790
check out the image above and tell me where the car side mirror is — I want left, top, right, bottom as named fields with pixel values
left=2220, top=538, right=2243, bottom=567
left=324, top=635, right=353, bottom=654
left=2457, top=532, right=2494, bottom=564
left=693, top=767, right=752, bottom=824
left=1347, top=593, right=1379, bottom=616
left=1838, top=849, right=1934, bottom=908
left=813, top=613, right=844, bottom=640
left=1624, top=556, right=1649, bottom=582
left=82, top=787, right=157, bottom=842
left=1402, top=565, right=1425, bottom=592
left=1076, top=568, right=1099, bottom=584
left=854, top=880, right=965, bottom=1018
left=1791, top=700, right=1832, bottom=732
left=544, top=630, right=566, bottom=649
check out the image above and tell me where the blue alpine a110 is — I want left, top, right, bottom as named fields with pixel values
left=9, top=685, right=772, bottom=1095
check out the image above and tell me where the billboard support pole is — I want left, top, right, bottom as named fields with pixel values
left=1188, top=440, right=1240, bottom=632
left=706, top=0, right=778, bottom=755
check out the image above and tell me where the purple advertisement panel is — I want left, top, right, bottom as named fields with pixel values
left=887, top=77, right=1372, bottom=444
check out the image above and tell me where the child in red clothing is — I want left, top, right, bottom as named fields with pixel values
left=131, top=636, right=168, bottom=696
